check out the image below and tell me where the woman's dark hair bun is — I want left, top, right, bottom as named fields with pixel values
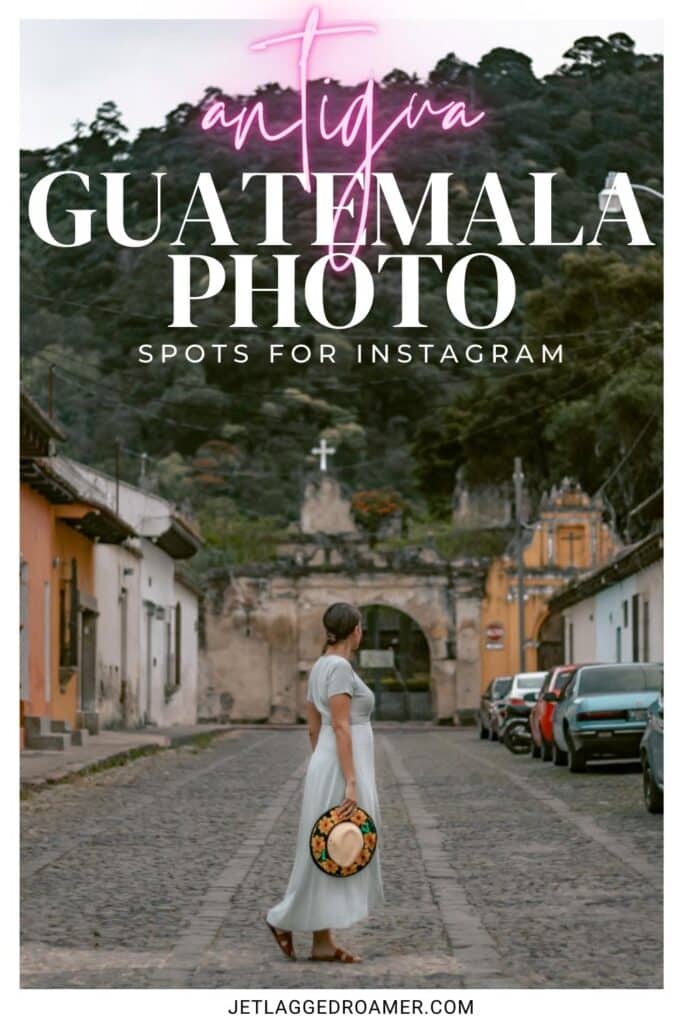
left=322, top=602, right=361, bottom=649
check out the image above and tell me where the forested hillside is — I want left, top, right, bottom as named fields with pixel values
left=20, top=33, right=662, bottom=566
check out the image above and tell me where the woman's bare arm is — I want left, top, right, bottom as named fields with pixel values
left=307, top=700, right=322, bottom=751
left=329, top=693, right=357, bottom=819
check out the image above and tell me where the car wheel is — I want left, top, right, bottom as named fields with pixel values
left=643, top=760, right=663, bottom=814
left=479, top=723, right=489, bottom=740
left=553, top=741, right=568, bottom=766
left=567, top=739, right=587, bottom=773
left=541, top=740, right=553, bottom=762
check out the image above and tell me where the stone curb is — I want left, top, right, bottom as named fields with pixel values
left=161, top=725, right=235, bottom=749
left=20, top=725, right=235, bottom=795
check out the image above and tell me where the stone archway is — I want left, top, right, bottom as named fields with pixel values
left=201, top=564, right=486, bottom=725
left=358, top=603, right=432, bottom=721
left=200, top=475, right=488, bottom=725
left=331, top=574, right=462, bottom=722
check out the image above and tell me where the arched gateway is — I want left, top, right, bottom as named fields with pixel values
left=202, top=475, right=487, bottom=724
left=358, top=604, right=432, bottom=720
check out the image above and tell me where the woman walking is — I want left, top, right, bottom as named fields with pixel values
left=265, top=602, right=384, bottom=963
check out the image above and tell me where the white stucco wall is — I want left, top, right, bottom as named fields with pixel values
left=562, top=558, right=662, bottom=665
left=563, top=596, right=596, bottom=663
left=94, top=543, right=141, bottom=728
left=69, top=462, right=175, bottom=538
left=594, top=560, right=663, bottom=663
left=138, top=539, right=176, bottom=726
left=72, top=461, right=202, bottom=729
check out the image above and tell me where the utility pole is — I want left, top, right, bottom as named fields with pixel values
left=514, top=457, right=526, bottom=672
left=115, top=441, right=121, bottom=516
left=47, top=365, right=55, bottom=419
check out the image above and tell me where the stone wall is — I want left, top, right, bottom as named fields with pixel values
left=202, top=566, right=483, bottom=724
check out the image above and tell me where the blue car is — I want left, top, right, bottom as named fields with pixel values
left=640, top=691, right=663, bottom=813
left=548, top=662, right=663, bottom=772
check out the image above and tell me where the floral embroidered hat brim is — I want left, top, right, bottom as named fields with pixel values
left=309, top=804, right=378, bottom=877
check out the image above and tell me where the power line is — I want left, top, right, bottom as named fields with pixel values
left=22, top=326, right=659, bottom=489
left=595, top=414, right=659, bottom=496
left=106, top=342, right=643, bottom=480
left=21, top=321, right=645, bottom=409
left=396, top=329, right=653, bottom=453
left=24, top=331, right=634, bottom=451
left=37, top=363, right=219, bottom=435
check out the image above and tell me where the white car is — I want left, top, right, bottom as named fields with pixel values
left=508, top=671, right=547, bottom=701
left=495, top=671, right=546, bottom=741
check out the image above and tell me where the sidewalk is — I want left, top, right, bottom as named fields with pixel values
left=20, top=723, right=235, bottom=793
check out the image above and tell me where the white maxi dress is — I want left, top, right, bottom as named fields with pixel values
left=266, top=654, right=385, bottom=932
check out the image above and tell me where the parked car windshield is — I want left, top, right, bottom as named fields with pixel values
left=554, top=670, right=575, bottom=691
left=577, top=665, right=663, bottom=695
left=513, top=672, right=546, bottom=691
left=492, top=677, right=512, bottom=698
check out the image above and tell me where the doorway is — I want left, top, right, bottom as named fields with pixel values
left=80, top=610, right=98, bottom=712
left=359, top=605, right=432, bottom=720
left=537, top=611, right=564, bottom=670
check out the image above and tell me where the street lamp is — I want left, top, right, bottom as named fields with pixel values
left=599, top=171, right=664, bottom=213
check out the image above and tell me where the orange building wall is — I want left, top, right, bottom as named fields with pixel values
left=20, top=485, right=98, bottom=741
left=20, top=484, right=58, bottom=733
left=479, top=559, right=546, bottom=683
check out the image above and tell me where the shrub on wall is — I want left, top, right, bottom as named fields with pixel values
left=351, top=489, right=407, bottom=540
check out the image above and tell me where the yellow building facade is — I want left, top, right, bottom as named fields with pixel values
left=480, top=479, right=621, bottom=688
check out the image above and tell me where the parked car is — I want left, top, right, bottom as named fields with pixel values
left=530, top=665, right=579, bottom=761
left=640, top=690, right=663, bottom=813
left=478, top=676, right=513, bottom=739
left=494, top=671, right=547, bottom=743
left=549, top=662, right=663, bottom=772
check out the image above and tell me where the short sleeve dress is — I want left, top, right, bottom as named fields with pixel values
left=265, top=654, right=385, bottom=932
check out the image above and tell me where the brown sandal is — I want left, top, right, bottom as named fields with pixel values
left=309, top=946, right=362, bottom=963
left=266, top=919, right=297, bottom=960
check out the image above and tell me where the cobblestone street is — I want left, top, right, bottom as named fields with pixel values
left=21, top=726, right=663, bottom=989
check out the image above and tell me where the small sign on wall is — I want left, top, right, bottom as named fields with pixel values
left=359, top=649, right=395, bottom=668
left=485, top=622, right=505, bottom=650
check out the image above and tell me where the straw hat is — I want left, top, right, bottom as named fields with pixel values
left=309, top=804, right=378, bottom=877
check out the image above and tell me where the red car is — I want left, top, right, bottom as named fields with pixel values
left=529, top=665, right=579, bottom=761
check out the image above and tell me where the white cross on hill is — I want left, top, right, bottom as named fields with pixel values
left=312, top=438, right=336, bottom=473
